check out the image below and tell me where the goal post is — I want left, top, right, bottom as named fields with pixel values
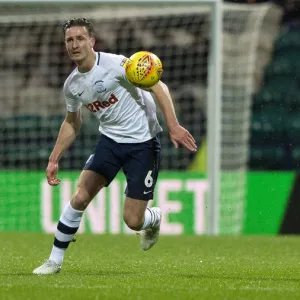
left=208, top=0, right=222, bottom=235
left=0, top=0, right=281, bottom=235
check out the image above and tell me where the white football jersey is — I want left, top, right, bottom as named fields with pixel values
left=63, top=52, right=163, bottom=143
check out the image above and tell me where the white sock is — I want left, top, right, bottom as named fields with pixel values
left=50, top=246, right=65, bottom=265
left=49, top=202, right=83, bottom=265
left=140, top=207, right=160, bottom=230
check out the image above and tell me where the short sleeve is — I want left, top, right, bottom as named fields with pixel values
left=63, top=81, right=82, bottom=112
left=65, top=96, right=82, bottom=112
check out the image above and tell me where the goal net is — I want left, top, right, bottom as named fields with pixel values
left=0, top=1, right=282, bottom=234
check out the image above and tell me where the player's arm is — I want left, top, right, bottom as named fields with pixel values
left=47, top=110, right=82, bottom=186
left=150, top=81, right=197, bottom=152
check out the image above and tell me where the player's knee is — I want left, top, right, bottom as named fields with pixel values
left=71, top=188, right=93, bottom=211
left=123, top=214, right=143, bottom=231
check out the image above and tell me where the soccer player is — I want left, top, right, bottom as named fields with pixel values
left=33, top=18, right=197, bottom=275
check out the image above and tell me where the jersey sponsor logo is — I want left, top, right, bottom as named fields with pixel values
left=85, top=93, right=119, bottom=113
left=94, top=80, right=106, bottom=93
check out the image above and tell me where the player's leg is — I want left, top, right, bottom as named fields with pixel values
left=122, top=135, right=162, bottom=250
left=33, top=170, right=108, bottom=275
left=123, top=196, right=162, bottom=251
left=123, top=196, right=157, bottom=230
left=49, top=170, right=108, bottom=264
left=33, top=135, right=121, bottom=275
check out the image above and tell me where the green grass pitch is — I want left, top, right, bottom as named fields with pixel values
left=0, top=233, right=300, bottom=300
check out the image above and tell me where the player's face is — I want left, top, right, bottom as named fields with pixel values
left=65, top=26, right=95, bottom=63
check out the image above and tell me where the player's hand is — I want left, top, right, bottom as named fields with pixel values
left=46, top=161, right=61, bottom=186
left=169, top=125, right=197, bottom=152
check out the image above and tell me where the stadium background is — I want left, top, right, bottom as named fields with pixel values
left=1, top=0, right=300, bottom=235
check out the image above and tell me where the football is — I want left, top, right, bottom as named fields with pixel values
left=125, top=51, right=163, bottom=88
